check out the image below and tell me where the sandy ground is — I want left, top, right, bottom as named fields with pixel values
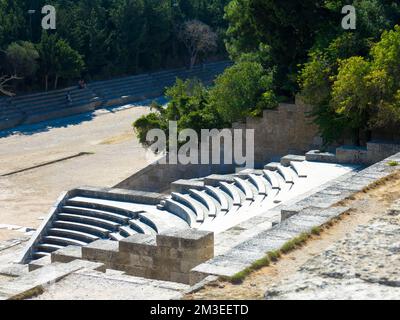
left=0, top=103, right=154, bottom=238
left=186, top=171, right=400, bottom=300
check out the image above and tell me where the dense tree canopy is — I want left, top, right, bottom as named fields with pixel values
left=0, top=0, right=229, bottom=93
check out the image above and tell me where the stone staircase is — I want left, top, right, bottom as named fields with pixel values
left=22, top=154, right=355, bottom=263
left=88, top=61, right=231, bottom=106
left=0, top=61, right=232, bottom=131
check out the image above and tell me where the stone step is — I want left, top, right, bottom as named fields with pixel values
left=219, top=182, right=242, bottom=206
left=119, top=226, right=139, bottom=237
left=43, top=236, right=88, bottom=247
left=66, top=197, right=139, bottom=219
left=109, top=232, right=125, bottom=241
left=53, top=220, right=110, bottom=238
left=204, top=186, right=230, bottom=212
left=48, top=228, right=99, bottom=243
left=248, top=174, right=268, bottom=195
left=57, top=213, right=120, bottom=231
left=277, top=165, right=296, bottom=183
left=37, top=243, right=63, bottom=253
left=163, top=199, right=197, bottom=226
left=33, top=252, right=51, bottom=260
left=171, top=192, right=206, bottom=222
left=280, top=155, right=306, bottom=166
left=129, top=219, right=157, bottom=235
left=138, top=210, right=188, bottom=233
left=189, top=189, right=218, bottom=217
left=290, top=161, right=308, bottom=178
left=62, top=206, right=129, bottom=224
left=234, top=177, right=255, bottom=200
left=262, top=170, right=281, bottom=189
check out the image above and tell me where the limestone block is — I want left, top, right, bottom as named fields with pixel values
left=51, top=245, right=82, bottom=263
left=306, top=150, right=337, bottom=163
left=336, top=146, right=368, bottom=164
left=28, top=256, right=51, bottom=272
left=119, top=234, right=157, bottom=254
left=81, top=240, right=119, bottom=265
left=156, top=229, right=214, bottom=251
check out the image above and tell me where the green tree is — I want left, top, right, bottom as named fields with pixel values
left=54, top=39, right=85, bottom=89
left=209, top=60, right=277, bottom=123
left=6, top=41, right=39, bottom=77
left=38, top=33, right=84, bottom=90
left=331, top=56, right=372, bottom=144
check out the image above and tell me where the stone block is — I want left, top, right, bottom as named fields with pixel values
left=280, top=155, right=305, bottom=166
left=119, top=234, right=157, bottom=254
left=82, top=240, right=119, bottom=264
left=306, top=150, right=337, bottom=163
left=336, top=145, right=368, bottom=164
left=28, top=256, right=51, bottom=272
left=157, top=229, right=214, bottom=250
left=51, top=245, right=82, bottom=263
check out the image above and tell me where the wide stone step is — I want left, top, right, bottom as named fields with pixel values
left=234, top=177, right=255, bottom=200
left=219, top=182, right=242, bottom=206
left=163, top=199, right=197, bottom=226
left=290, top=161, right=308, bottom=178
left=204, top=186, right=230, bottom=212
left=189, top=189, right=218, bottom=217
left=139, top=210, right=188, bottom=233
left=53, top=220, right=110, bottom=237
left=62, top=206, right=129, bottom=224
left=119, top=226, right=138, bottom=237
left=109, top=232, right=125, bottom=241
left=171, top=192, right=206, bottom=222
left=277, top=165, right=295, bottom=183
left=57, top=213, right=120, bottom=231
left=129, top=219, right=157, bottom=234
left=43, top=235, right=87, bottom=247
left=37, top=243, right=63, bottom=253
left=248, top=174, right=268, bottom=195
left=263, top=170, right=281, bottom=189
left=48, top=228, right=99, bottom=243
left=33, top=252, right=51, bottom=260
left=66, top=197, right=139, bottom=218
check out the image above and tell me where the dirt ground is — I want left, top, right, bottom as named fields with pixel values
left=0, top=104, right=153, bottom=239
left=185, top=171, right=400, bottom=300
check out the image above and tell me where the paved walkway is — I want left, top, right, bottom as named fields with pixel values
left=0, top=102, right=157, bottom=240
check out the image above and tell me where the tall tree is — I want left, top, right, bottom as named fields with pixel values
left=179, top=20, right=218, bottom=68
left=6, top=41, right=39, bottom=77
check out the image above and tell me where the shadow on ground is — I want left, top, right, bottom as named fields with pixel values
left=0, top=97, right=167, bottom=139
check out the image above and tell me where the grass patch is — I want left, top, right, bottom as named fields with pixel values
left=387, top=160, right=399, bottom=167
left=311, top=226, right=322, bottom=236
left=11, top=286, right=44, bottom=300
left=267, top=250, right=281, bottom=262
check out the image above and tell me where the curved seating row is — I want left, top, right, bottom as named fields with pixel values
left=27, top=158, right=308, bottom=261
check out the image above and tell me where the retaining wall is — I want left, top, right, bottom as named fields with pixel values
left=52, top=229, right=214, bottom=285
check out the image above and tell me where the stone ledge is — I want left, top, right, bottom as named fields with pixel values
left=306, top=150, right=337, bottom=163
left=0, top=260, right=105, bottom=300
left=281, top=155, right=306, bottom=166
left=51, top=245, right=82, bottom=264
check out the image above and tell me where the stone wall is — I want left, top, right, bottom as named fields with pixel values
left=114, top=157, right=235, bottom=193
left=116, top=99, right=320, bottom=192
left=331, top=141, right=400, bottom=165
left=53, top=229, right=214, bottom=285
left=233, top=98, right=321, bottom=166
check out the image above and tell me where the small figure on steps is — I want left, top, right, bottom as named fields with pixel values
left=66, top=91, right=72, bottom=104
